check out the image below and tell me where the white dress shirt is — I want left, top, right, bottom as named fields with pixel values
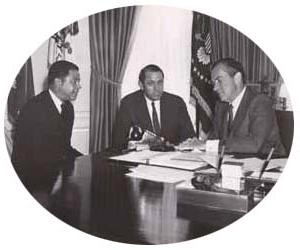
left=49, top=89, right=63, bottom=114
left=231, top=87, right=246, bottom=119
left=144, top=95, right=161, bottom=127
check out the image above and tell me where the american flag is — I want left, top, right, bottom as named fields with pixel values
left=190, top=12, right=216, bottom=139
left=7, top=57, right=34, bottom=124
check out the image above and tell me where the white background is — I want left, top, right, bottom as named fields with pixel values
left=0, top=0, right=299, bottom=249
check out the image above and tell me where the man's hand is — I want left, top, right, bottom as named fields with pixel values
left=177, top=137, right=206, bottom=151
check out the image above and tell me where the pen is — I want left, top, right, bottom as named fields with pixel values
left=217, top=144, right=225, bottom=172
left=259, top=147, right=275, bottom=179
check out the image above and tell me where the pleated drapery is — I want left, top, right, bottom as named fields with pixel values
left=89, top=7, right=137, bottom=153
left=210, top=18, right=280, bottom=83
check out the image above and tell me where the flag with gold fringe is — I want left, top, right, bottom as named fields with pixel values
left=190, top=12, right=216, bottom=139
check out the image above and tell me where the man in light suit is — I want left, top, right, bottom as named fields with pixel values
left=112, top=64, right=195, bottom=150
left=12, top=60, right=83, bottom=193
left=209, top=58, right=286, bottom=156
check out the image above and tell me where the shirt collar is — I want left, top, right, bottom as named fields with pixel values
left=49, top=89, right=63, bottom=113
left=143, top=94, right=161, bottom=125
left=144, top=95, right=160, bottom=106
left=231, top=87, right=245, bottom=107
left=231, top=87, right=246, bottom=117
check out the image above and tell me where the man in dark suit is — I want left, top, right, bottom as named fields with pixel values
left=112, top=64, right=195, bottom=150
left=12, top=60, right=83, bottom=193
left=209, top=58, right=286, bottom=156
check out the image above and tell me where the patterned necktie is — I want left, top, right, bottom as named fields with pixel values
left=151, top=101, right=161, bottom=135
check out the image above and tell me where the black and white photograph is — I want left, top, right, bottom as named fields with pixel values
left=0, top=0, right=299, bottom=249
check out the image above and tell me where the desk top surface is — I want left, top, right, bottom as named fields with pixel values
left=25, top=152, right=262, bottom=244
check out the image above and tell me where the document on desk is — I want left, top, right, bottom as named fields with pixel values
left=222, top=157, right=287, bottom=172
left=250, top=171, right=281, bottom=180
left=220, top=157, right=287, bottom=181
left=109, top=150, right=167, bottom=164
left=126, top=164, right=194, bottom=183
left=150, top=151, right=208, bottom=170
left=267, top=158, right=287, bottom=171
left=221, top=157, right=264, bottom=173
left=110, top=150, right=209, bottom=171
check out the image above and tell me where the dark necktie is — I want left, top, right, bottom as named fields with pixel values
left=227, top=104, right=233, bottom=135
left=151, top=101, right=161, bottom=135
left=61, top=102, right=72, bottom=124
left=61, top=101, right=73, bottom=148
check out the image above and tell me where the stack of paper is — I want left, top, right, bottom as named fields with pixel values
left=109, top=150, right=166, bottom=164
left=110, top=150, right=209, bottom=171
left=126, top=164, right=194, bottom=183
left=267, top=158, right=287, bottom=171
left=249, top=158, right=287, bottom=181
left=150, top=151, right=208, bottom=170
left=218, top=157, right=287, bottom=182
left=250, top=171, right=282, bottom=180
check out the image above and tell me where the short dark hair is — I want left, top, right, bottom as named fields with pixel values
left=139, top=64, right=164, bottom=82
left=211, top=58, right=245, bottom=82
left=48, top=60, right=79, bottom=85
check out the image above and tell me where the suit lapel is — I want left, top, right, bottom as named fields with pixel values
left=135, top=91, right=153, bottom=131
left=43, top=90, right=65, bottom=128
left=217, top=102, right=229, bottom=139
left=230, top=88, right=252, bottom=134
left=160, top=93, right=167, bottom=135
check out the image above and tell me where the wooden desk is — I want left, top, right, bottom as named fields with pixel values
left=29, top=152, right=254, bottom=244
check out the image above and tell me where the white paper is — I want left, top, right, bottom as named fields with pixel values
left=206, top=139, right=220, bottom=152
left=110, top=150, right=209, bottom=171
left=150, top=151, right=207, bottom=170
left=126, top=164, right=194, bottom=183
left=220, top=157, right=288, bottom=173
left=221, top=177, right=242, bottom=191
left=109, top=150, right=166, bottom=164
left=200, top=152, right=219, bottom=168
left=250, top=171, right=281, bottom=180
left=221, top=163, right=243, bottom=178
left=267, top=158, right=288, bottom=171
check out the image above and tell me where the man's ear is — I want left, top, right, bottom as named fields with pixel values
left=138, top=80, right=144, bottom=90
left=233, top=72, right=242, bottom=87
left=54, top=78, right=62, bottom=87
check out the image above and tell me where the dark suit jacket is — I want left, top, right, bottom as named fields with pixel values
left=209, top=88, right=286, bottom=156
left=112, top=90, right=195, bottom=149
left=11, top=90, right=82, bottom=191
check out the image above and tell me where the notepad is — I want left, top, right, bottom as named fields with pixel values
left=126, top=164, right=194, bottom=183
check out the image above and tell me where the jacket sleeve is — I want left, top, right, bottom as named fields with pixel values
left=177, top=97, right=196, bottom=141
left=11, top=103, right=34, bottom=170
left=112, top=99, right=132, bottom=150
left=208, top=102, right=221, bottom=140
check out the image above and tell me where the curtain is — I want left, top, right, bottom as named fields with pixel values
left=210, top=17, right=280, bottom=83
left=89, top=7, right=137, bottom=153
